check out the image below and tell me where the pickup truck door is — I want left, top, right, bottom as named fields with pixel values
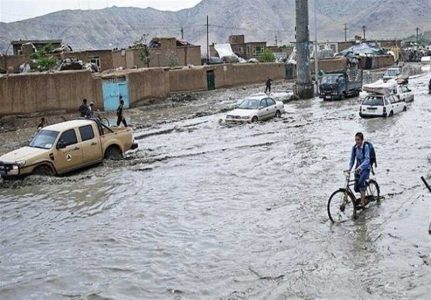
left=79, top=124, right=103, bottom=164
left=55, top=128, right=83, bottom=173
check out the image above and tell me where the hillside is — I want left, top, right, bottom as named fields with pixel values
left=1, top=0, right=430, bottom=53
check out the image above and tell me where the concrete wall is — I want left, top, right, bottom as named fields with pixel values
left=0, top=70, right=102, bottom=115
left=169, top=67, right=207, bottom=92
left=126, top=68, right=170, bottom=105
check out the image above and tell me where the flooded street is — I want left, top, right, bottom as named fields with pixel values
left=1, top=74, right=430, bottom=299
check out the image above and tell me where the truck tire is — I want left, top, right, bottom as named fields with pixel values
left=105, top=145, right=123, bottom=160
left=33, top=165, right=54, bottom=176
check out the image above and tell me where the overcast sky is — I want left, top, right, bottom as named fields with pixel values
left=0, top=0, right=201, bottom=22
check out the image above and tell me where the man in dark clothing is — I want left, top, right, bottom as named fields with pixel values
left=116, top=97, right=128, bottom=127
left=265, top=78, right=273, bottom=94
left=428, top=78, right=431, bottom=94
left=79, top=99, right=90, bottom=117
left=37, top=117, right=46, bottom=130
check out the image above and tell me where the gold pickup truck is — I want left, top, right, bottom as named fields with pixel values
left=0, top=119, right=138, bottom=178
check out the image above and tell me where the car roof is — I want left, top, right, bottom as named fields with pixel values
left=244, top=94, right=273, bottom=100
left=43, top=119, right=95, bottom=132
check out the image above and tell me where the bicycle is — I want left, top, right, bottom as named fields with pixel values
left=327, top=170, right=380, bottom=223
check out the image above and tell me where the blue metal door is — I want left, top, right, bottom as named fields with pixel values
left=102, top=79, right=130, bottom=112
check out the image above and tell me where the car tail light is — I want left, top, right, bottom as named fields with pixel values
left=383, top=107, right=386, bottom=113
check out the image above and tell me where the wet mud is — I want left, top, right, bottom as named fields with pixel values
left=0, top=72, right=430, bottom=299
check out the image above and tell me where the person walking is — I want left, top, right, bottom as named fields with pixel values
left=428, top=77, right=431, bottom=94
left=79, top=99, right=90, bottom=117
left=88, top=102, right=95, bottom=118
left=37, top=117, right=46, bottom=130
left=265, top=78, right=273, bottom=94
left=116, top=97, right=128, bottom=127
left=349, top=132, right=371, bottom=209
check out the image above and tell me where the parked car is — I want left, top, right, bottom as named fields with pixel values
left=225, top=96, right=285, bottom=123
left=0, top=119, right=137, bottom=178
left=319, top=70, right=363, bottom=100
left=383, top=67, right=401, bottom=80
left=359, top=94, right=406, bottom=118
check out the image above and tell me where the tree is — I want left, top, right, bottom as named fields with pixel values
left=258, top=48, right=276, bottom=63
left=133, top=34, right=150, bottom=67
left=30, top=43, right=58, bottom=71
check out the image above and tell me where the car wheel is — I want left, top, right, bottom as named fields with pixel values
left=105, top=146, right=123, bottom=160
left=33, top=165, right=54, bottom=176
left=389, top=111, right=394, bottom=117
left=251, top=116, right=258, bottom=123
left=403, top=106, right=407, bottom=112
left=275, top=110, right=281, bottom=118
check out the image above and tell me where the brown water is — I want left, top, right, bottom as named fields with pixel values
left=1, top=74, right=430, bottom=299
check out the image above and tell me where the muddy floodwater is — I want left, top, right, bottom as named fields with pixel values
left=1, top=74, right=430, bottom=299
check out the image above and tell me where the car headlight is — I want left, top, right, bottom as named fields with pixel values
left=16, top=160, right=26, bottom=167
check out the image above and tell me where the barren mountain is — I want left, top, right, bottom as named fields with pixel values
left=0, top=0, right=430, bottom=54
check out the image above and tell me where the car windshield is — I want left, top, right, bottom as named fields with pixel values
left=238, top=99, right=260, bottom=109
left=321, top=76, right=339, bottom=84
left=29, top=130, right=59, bottom=149
left=384, top=69, right=399, bottom=77
left=363, top=96, right=384, bottom=106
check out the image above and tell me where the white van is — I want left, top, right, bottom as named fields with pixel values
left=359, top=94, right=406, bottom=118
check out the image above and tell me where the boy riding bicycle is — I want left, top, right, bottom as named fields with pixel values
left=349, top=132, right=370, bottom=209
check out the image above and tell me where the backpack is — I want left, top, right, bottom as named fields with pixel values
left=354, top=141, right=377, bottom=173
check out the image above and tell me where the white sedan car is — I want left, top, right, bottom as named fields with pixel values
left=226, top=96, right=285, bottom=123
left=359, top=94, right=406, bottom=118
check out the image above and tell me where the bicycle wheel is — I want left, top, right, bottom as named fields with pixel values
left=366, top=179, right=380, bottom=202
left=327, top=188, right=357, bottom=223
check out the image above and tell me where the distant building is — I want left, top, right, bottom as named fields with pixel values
left=11, top=39, right=62, bottom=55
left=112, top=37, right=201, bottom=69
left=209, top=35, right=268, bottom=60
left=229, top=35, right=267, bottom=59
left=61, top=49, right=113, bottom=71
left=337, top=39, right=401, bottom=52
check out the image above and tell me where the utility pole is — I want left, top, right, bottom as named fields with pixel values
left=416, top=27, right=419, bottom=45
left=313, top=0, right=319, bottom=96
left=275, top=35, right=278, bottom=47
left=362, top=25, right=366, bottom=40
left=344, top=24, right=347, bottom=42
left=206, top=16, right=209, bottom=62
left=295, top=0, right=313, bottom=99
left=181, top=27, right=184, bottom=40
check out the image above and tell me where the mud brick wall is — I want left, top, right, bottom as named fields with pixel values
left=371, top=55, right=395, bottom=69
left=213, top=63, right=286, bottom=88
left=169, top=67, right=207, bottom=92
left=0, top=70, right=102, bottom=115
left=127, top=68, right=170, bottom=105
left=312, top=57, right=348, bottom=73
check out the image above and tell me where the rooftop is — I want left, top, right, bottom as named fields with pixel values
left=11, top=39, right=62, bottom=45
